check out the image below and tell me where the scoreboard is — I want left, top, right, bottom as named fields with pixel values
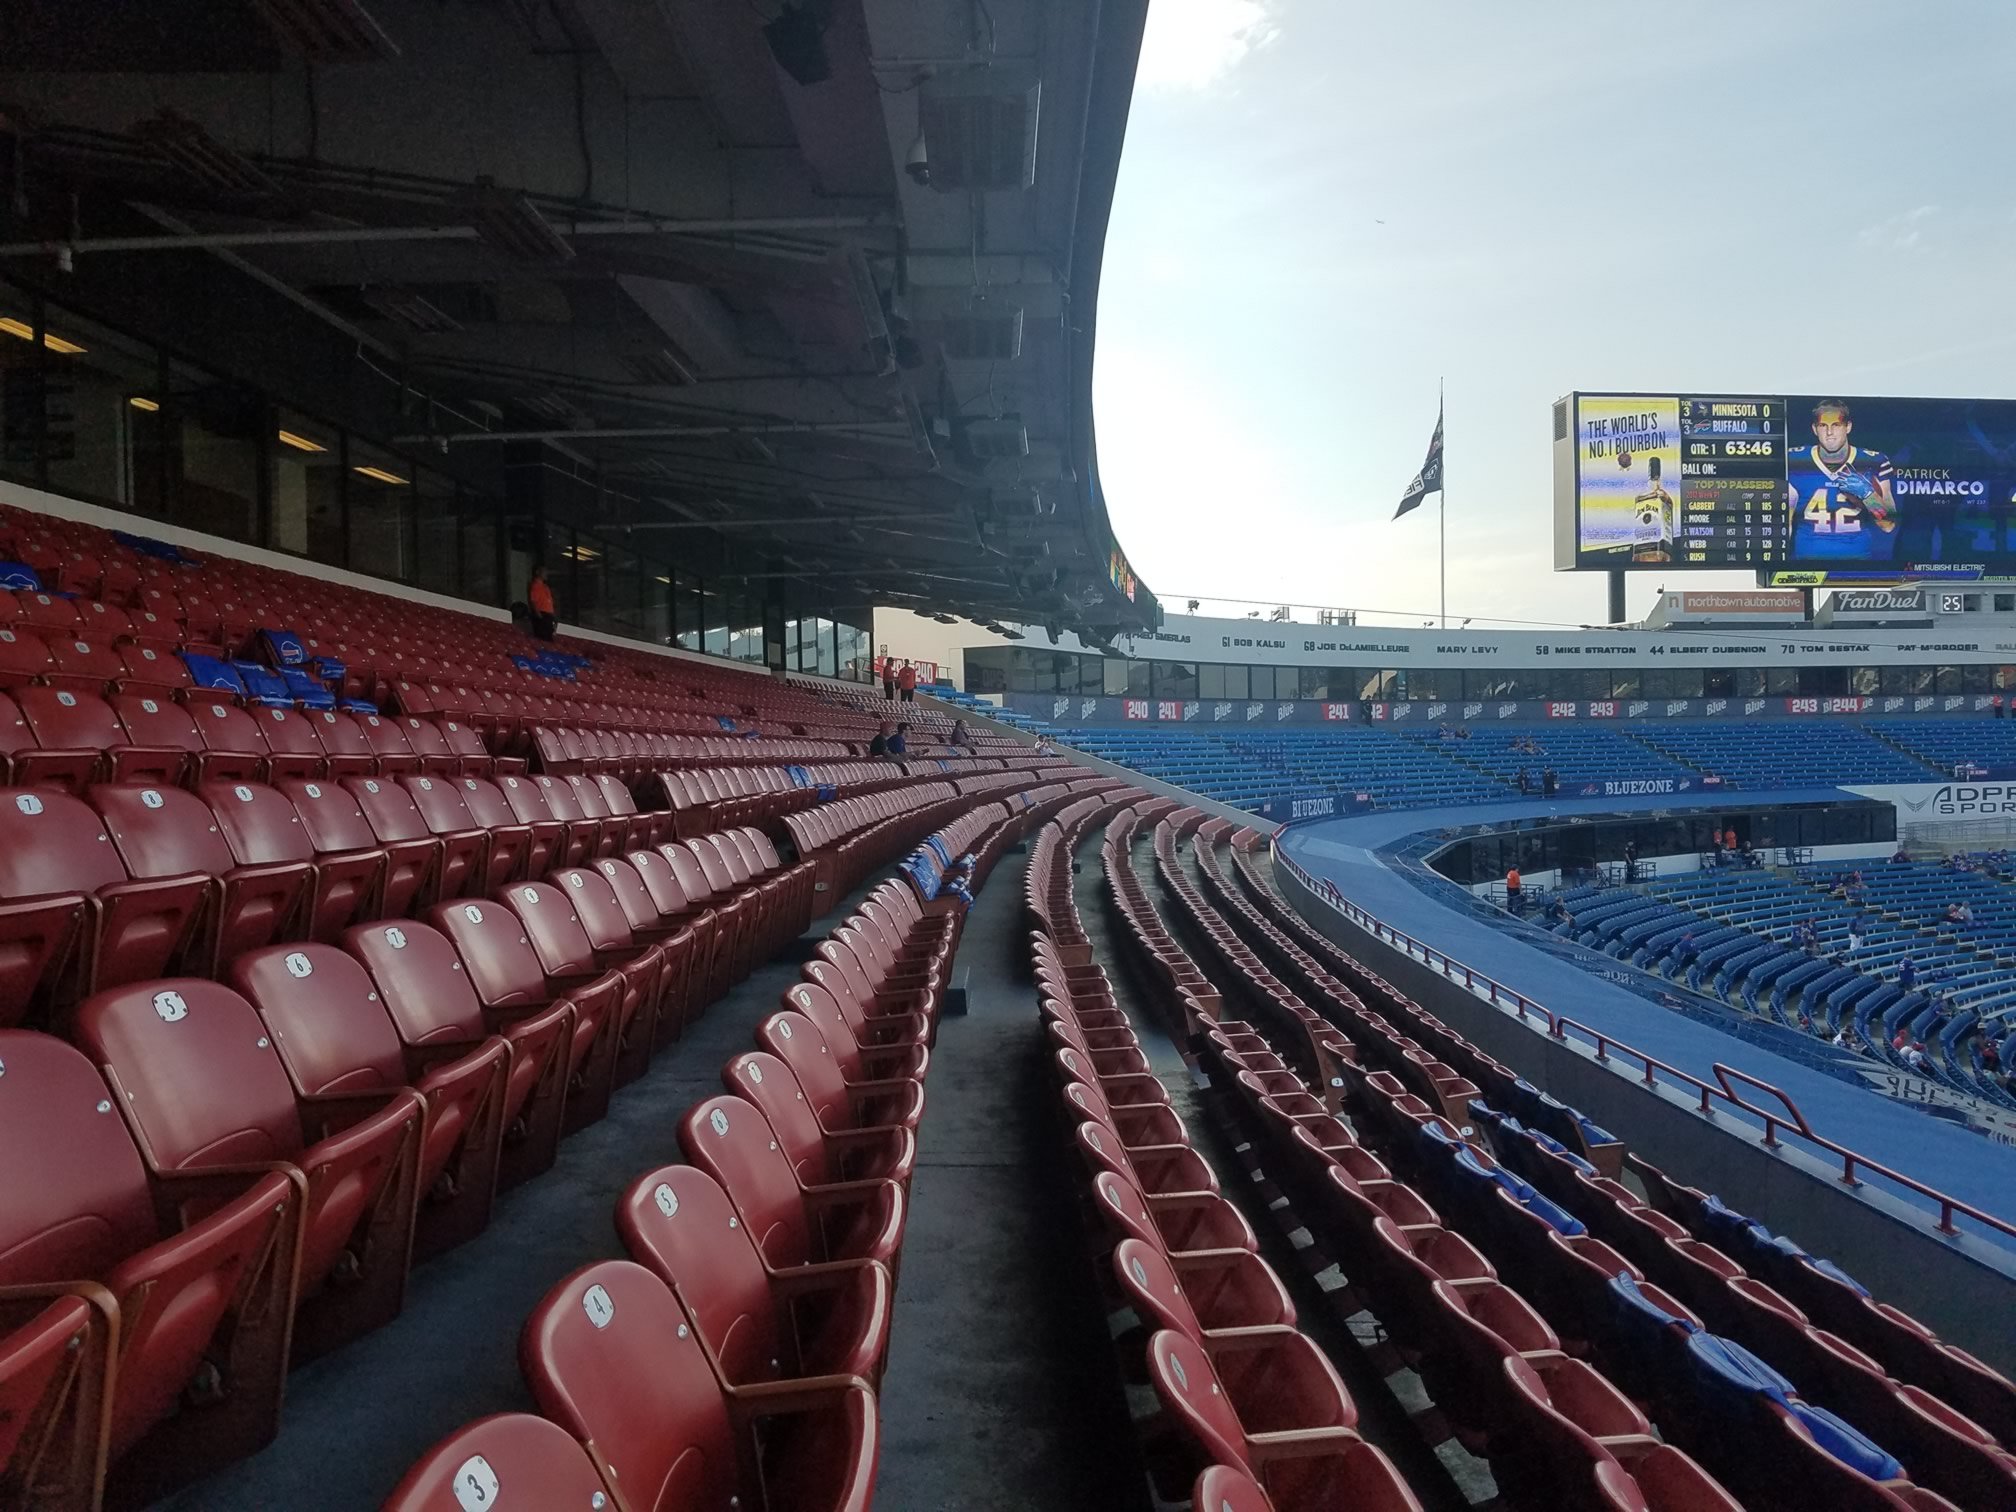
left=1554, top=390, right=2016, bottom=583
left=1674, top=398, right=1787, bottom=567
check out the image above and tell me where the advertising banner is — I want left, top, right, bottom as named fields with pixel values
left=1016, top=692, right=2006, bottom=728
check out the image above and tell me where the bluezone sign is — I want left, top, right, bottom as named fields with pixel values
left=1255, top=793, right=1372, bottom=822
left=1576, top=777, right=1701, bottom=798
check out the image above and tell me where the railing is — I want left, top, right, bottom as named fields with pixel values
left=1270, top=842, right=2016, bottom=1247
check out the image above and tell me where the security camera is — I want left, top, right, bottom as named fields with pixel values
left=905, top=133, right=930, bottom=187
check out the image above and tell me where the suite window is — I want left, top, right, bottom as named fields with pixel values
left=1249, top=666, right=1276, bottom=700
left=1156, top=661, right=1198, bottom=700
left=1199, top=663, right=1227, bottom=699
left=1223, top=664, right=1249, bottom=700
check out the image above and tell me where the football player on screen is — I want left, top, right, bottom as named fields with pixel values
left=1788, top=400, right=1897, bottom=560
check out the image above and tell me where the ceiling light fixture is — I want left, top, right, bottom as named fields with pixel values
left=0, top=316, right=86, bottom=353
left=277, top=429, right=327, bottom=453
left=129, top=396, right=161, bottom=412
left=352, top=464, right=408, bottom=485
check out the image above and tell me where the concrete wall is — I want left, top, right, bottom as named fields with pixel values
left=1273, top=861, right=2016, bottom=1374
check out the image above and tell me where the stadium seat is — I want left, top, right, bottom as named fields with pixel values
left=0, top=789, right=208, bottom=1027
left=0, top=1290, right=117, bottom=1512
left=615, top=1164, right=892, bottom=1388
left=426, top=895, right=620, bottom=1135
left=400, top=774, right=494, bottom=901
left=283, top=777, right=419, bottom=922
left=230, top=943, right=510, bottom=1263
left=500, top=877, right=657, bottom=1092
left=72, top=978, right=423, bottom=1359
left=378, top=1412, right=617, bottom=1512
left=722, top=1049, right=917, bottom=1190
left=677, top=1094, right=905, bottom=1272
left=455, top=774, right=535, bottom=889
left=0, top=1030, right=298, bottom=1501
left=200, top=779, right=383, bottom=945
left=345, top=776, right=467, bottom=907
left=91, top=782, right=312, bottom=975
left=520, top=1259, right=878, bottom=1512
left=342, top=918, right=571, bottom=1193
left=757, top=1009, right=925, bottom=1135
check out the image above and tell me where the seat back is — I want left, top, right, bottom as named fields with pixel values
left=380, top=1412, right=615, bottom=1512
left=426, top=898, right=550, bottom=1011
left=91, top=782, right=236, bottom=879
left=403, top=775, right=478, bottom=836
left=186, top=696, right=269, bottom=761
left=0, top=1029, right=158, bottom=1283
left=341, top=919, right=489, bottom=1046
left=1112, top=1236, right=1206, bottom=1342
left=1147, top=1329, right=1254, bottom=1477
left=257, top=706, right=326, bottom=764
left=199, top=780, right=314, bottom=866
left=661, top=843, right=716, bottom=903
left=309, top=709, right=374, bottom=765
left=533, top=774, right=584, bottom=822
left=723, top=1050, right=833, bottom=1186
left=552, top=867, right=640, bottom=954
left=72, top=979, right=304, bottom=1169
left=501, top=881, right=598, bottom=978
left=356, top=714, right=416, bottom=764
left=280, top=776, right=382, bottom=853
left=397, top=716, right=452, bottom=765
left=520, top=1259, right=738, bottom=1509
left=756, top=1011, right=853, bottom=1130
left=677, top=1095, right=814, bottom=1269
left=683, top=837, right=737, bottom=895
left=495, top=773, right=556, bottom=825
left=18, top=686, right=123, bottom=751
left=344, top=776, right=430, bottom=843
left=230, top=943, right=406, bottom=1097
left=0, top=788, right=132, bottom=898
left=112, top=692, right=203, bottom=755
left=616, top=1165, right=782, bottom=1387
left=457, top=775, right=516, bottom=828
left=627, top=847, right=694, bottom=917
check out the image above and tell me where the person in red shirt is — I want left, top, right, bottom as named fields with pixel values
left=528, top=565, right=557, bottom=641
left=897, top=661, right=918, bottom=702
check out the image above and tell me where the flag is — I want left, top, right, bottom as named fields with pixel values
left=1393, top=404, right=1444, bottom=520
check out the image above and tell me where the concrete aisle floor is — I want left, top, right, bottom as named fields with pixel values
left=153, top=877, right=890, bottom=1511
left=871, top=845, right=1147, bottom=1512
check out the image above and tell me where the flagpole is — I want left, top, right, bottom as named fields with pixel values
left=1438, top=375, right=1446, bottom=629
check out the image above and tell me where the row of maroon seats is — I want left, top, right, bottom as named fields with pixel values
left=1177, top=815, right=1992, bottom=1510
left=0, top=757, right=1046, bottom=1508
left=0, top=687, right=517, bottom=792
left=1115, top=805, right=1752, bottom=1511
left=1216, top=821, right=2016, bottom=1429
left=1029, top=803, right=1429, bottom=1511
left=377, top=798, right=1036, bottom=1510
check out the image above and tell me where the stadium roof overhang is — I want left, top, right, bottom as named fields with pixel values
left=0, top=0, right=1159, bottom=642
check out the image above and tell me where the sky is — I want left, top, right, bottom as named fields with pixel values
left=1090, top=0, right=2016, bottom=629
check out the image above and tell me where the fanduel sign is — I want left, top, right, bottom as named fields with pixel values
left=1833, top=588, right=1926, bottom=614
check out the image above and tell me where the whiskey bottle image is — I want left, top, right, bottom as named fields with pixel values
left=1631, top=455, right=1674, bottom=564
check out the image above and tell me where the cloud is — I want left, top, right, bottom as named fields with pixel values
left=1856, top=204, right=1938, bottom=250
left=1134, top=0, right=1280, bottom=93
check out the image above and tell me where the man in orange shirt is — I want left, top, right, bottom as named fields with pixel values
left=528, top=564, right=557, bottom=641
left=897, top=661, right=918, bottom=702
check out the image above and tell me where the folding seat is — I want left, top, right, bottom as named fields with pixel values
left=618, top=1163, right=893, bottom=1388
left=343, top=775, right=465, bottom=908
left=758, top=1009, right=925, bottom=1133
left=0, top=688, right=28, bottom=785
left=0, top=1030, right=298, bottom=1506
left=1499, top=1355, right=1743, bottom=1512
left=388, top=714, right=458, bottom=775
left=354, top=712, right=420, bottom=774
left=342, top=912, right=571, bottom=1194
left=43, top=636, right=126, bottom=695
left=724, top=1049, right=917, bottom=1189
left=91, top=783, right=311, bottom=975
left=426, top=895, right=620, bottom=1134
left=521, top=1260, right=878, bottom=1512
left=1061, top=1070, right=1195, bottom=1155
left=1055, top=1044, right=1173, bottom=1113
left=1147, top=1329, right=1390, bottom=1510
left=1, top=1287, right=119, bottom=1512
left=598, top=771, right=668, bottom=846
left=231, top=943, right=509, bottom=1262
left=74, top=977, right=423, bottom=1359
left=397, top=775, right=494, bottom=902
left=75, top=596, right=134, bottom=642
left=1092, top=1168, right=1259, bottom=1260
left=526, top=772, right=601, bottom=867
left=17, top=686, right=183, bottom=787
left=379, top=1412, right=617, bottom=1512
left=110, top=691, right=220, bottom=781
left=247, top=704, right=329, bottom=780
left=453, top=773, right=534, bottom=888
left=661, top=840, right=749, bottom=1000
left=678, top=1095, right=905, bottom=1272
left=181, top=694, right=274, bottom=783
left=434, top=716, right=506, bottom=776
left=561, top=773, right=632, bottom=857
left=491, top=772, right=569, bottom=876
left=198, top=778, right=384, bottom=945
left=0, top=790, right=209, bottom=1028
left=514, top=874, right=663, bottom=1086
left=304, top=708, right=376, bottom=776
left=119, top=605, right=182, bottom=655
left=8, top=591, right=76, bottom=634
left=784, top=978, right=930, bottom=1069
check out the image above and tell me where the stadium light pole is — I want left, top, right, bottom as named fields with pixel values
left=1439, top=377, right=1447, bottom=629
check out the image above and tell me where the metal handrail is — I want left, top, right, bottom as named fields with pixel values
left=1270, top=844, right=2016, bottom=1244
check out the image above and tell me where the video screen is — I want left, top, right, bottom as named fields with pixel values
left=1565, top=391, right=2016, bottom=580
